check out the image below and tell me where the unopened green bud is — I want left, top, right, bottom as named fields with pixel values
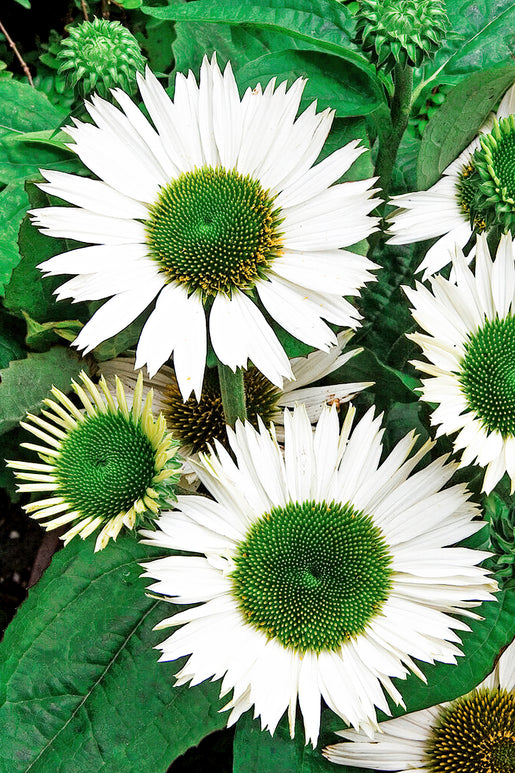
left=354, top=0, right=449, bottom=73
left=57, top=18, right=146, bottom=98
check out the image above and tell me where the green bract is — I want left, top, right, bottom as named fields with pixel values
left=57, top=18, right=146, bottom=97
left=354, top=0, right=449, bottom=72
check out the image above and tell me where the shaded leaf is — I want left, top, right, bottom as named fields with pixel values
left=417, top=64, right=515, bottom=190
left=0, top=80, right=77, bottom=184
left=0, top=535, right=226, bottom=772
left=4, top=184, right=89, bottom=325
left=142, top=0, right=367, bottom=67
left=0, top=347, right=84, bottom=434
left=237, top=49, right=382, bottom=117
left=0, top=183, right=28, bottom=295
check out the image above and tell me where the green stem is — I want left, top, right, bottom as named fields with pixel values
left=217, top=360, right=247, bottom=427
left=375, top=63, right=413, bottom=203
left=368, top=64, right=413, bottom=257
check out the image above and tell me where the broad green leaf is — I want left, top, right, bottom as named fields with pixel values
left=13, top=0, right=31, bottom=7
left=0, top=347, right=84, bottom=434
left=0, top=535, right=226, bottom=772
left=0, top=80, right=76, bottom=184
left=440, top=0, right=515, bottom=80
left=142, top=0, right=369, bottom=69
left=171, top=16, right=320, bottom=79
left=0, top=183, right=28, bottom=295
left=4, top=184, right=89, bottom=325
left=417, top=64, right=515, bottom=190
left=118, top=0, right=143, bottom=7
left=237, top=49, right=382, bottom=117
left=234, top=713, right=334, bottom=773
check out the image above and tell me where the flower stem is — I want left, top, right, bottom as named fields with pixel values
left=375, top=63, right=413, bottom=203
left=217, top=361, right=247, bottom=427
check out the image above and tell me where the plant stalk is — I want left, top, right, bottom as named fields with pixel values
left=217, top=361, right=247, bottom=428
left=374, top=63, right=414, bottom=203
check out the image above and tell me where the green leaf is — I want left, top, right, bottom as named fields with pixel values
left=0, top=80, right=76, bottom=184
left=390, top=590, right=515, bottom=717
left=13, top=0, right=31, bottom=8
left=0, top=347, right=84, bottom=434
left=8, top=129, right=73, bottom=152
left=237, top=49, right=382, bottom=117
left=0, top=535, right=226, bottom=772
left=234, top=712, right=334, bottom=773
left=0, top=310, right=25, bottom=370
left=142, top=0, right=368, bottom=66
left=118, top=0, right=143, bottom=7
left=170, top=16, right=320, bottom=79
left=437, top=0, right=515, bottom=81
left=4, top=184, right=89, bottom=325
left=417, top=64, right=515, bottom=190
left=0, top=182, right=28, bottom=295
left=23, top=313, right=84, bottom=351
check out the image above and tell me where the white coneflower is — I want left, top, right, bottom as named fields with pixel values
left=324, top=639, right=515, bottom=773
left=405, top=232, right=515, bottom=494
left=7, top=372, right=180, bottom=551
left=388, top=83, right=515, bottom=279
left=140, top=404, right=496, bottom=746
left=32, top=55, right=379, bottom=399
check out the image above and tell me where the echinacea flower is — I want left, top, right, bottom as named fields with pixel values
left=7, top=371, right=180, bottom=551
left=98, top=330, right=373, bottom=455
left=405, top=232, right=515, bottom=494
left=324, top=638, right=515, bottom=772
left=140, top=403, right=496, bottom=746
left=388, top=83, right=515, bottom=279
left=32, top=56, right=379, bottom=400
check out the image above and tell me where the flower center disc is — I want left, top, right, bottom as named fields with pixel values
left=483, top=118, right=515, bottom=204
left=146, top=166, right=283, bottom=296
left=55, top=412, right=156, bottom=518
left=460, top=316, right=515, bottom=437
left=163, top=367, right=280, bottom=454
left=231, top=500, right=393, bottom=653
left=426, top=688, right=515, bottom=773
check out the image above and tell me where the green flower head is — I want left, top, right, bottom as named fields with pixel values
left=354, top=0, right=449, bottom=72
left=57, top=18, right=146, bottom=98
left=8, top=371, right=181, bottom=552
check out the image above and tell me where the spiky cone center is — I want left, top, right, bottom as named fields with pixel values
left=230, top=500, right=393, bottom=653
left=57, top=18, right=146, bottom=97
left=8, top=372, right=180, bottom=550
left=354, top=0, right=449, bottom=71
left=145, top=166, right=284, bottom=298
left=456, top=162, right=487, bottom=233
left=162, top=366, right=280, bottom=454
left=469, top=116, right=515, bottom=232
left=459, top=316, right=515, bottom=437
left=425, top=688, right=515, bottom=773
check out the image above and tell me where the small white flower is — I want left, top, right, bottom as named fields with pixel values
left=33, top=56, right=379, bottom=399
left=324, top=639, right=515, bottom=772
left=140, top=403, right=496, bottom=746
left=388, top=83, right=515, bottom=279
left=405, top=232, right=515, bottom=494
left=97, top=330, right=373, bottom=456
